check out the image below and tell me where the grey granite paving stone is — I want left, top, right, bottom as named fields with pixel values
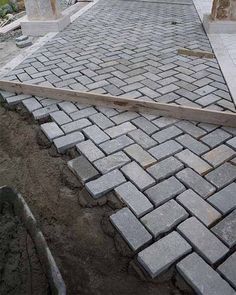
left=89, top=112, right=115, bottom=129
left=205, top=162, right=236, bottom=189
left=217, top=252, right=236, bottom=289
left=147, top=156, right=184, bottom=182
left=86, top=169, right=126, bottom=198
left=175, top=121, right=206, bottom=139
left=83, top=125, right=110, bottom=144
left=99, top=135, right=134, bottom=155
left=138, top=231, right=191, bottom=278
left=68, top=156, right=99, bottom=184
left=176, top=189, right=221, bottom=227
left=70, top=107, right=97, bottom=120
left=32, top=105, right=59, bottom=120
left=58, top=101, right=78, bottom=114
left=93, top=151, right=130, bottom=174
left=207, top=183, right=236, bottom=214
left=152, top=117, right=179, bottom=129
left=152, top=126, right=183, bottom=144
left=227, top=137, right=236, bottom=149
left=111, top=112, right=139, bottom=125
left=105, top=122, right=137, bottom=138
left=175, top=149, right=212, bottom=175
left=124, top=144, right=156, bottom=168
left=132, top=116, right=158, bottom=135
left=50, top=110, right=72, bottom=125
left=177, top=217, right=229, bottom=265
left=202, top=145, right=235, bottom=168
left=53, top=131, right=84, bottom=153
left=145, top=176, right=185, bottom=207
left=176, top=134, right=210, bottom=156
left=141, top=200, right=188, bottom=238
left=128, top=129, right=157, bottom=149
left=121, top=161, right=155, bottom=191
left=177, top=253, right=235, bottom=295
left=176, top=168, right=216, bottom=198
left=61, top=118, right=92, bottom=134
left=22, top=98, right=42, bottom=112
left=110, top=208, right=152, bottom=251
left=41, top=122, right=64, bottom=142
left=212, top=210, right=236, bottom=248
left=201, top=128, right=232, bottom=148
left=5, top=94, right=32, bottom=105
left=114, top=182, right=153, bottom=218
left=76, top=140, right=105, bottom=162
left=148, top=140, right=183, bottom=161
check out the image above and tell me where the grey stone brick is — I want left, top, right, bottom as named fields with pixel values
left=158, top=84, right=179, bottom=94
left=132, top=117, right=158, bottom=135
left=138, top=231, right=191, bottom=278
left=175, top=121, right=206, bottom=139
left=208, top=183, right=236, bottom=214
left=115, top=182, right=153, bottom=218
left=145, top=176, right=185, bottom=207
left=121, top=161, right=155, bottom=191
left=205, top=162, right=236, bottom=189
left=110, top=208, right=152, bottom=251
left=177, top=189, right=221, bottom=227
left=89, top=113, right=114, bottom=130
left=6, top=94, right=32, bottom=105
left=128, top=129, right=157, bottom=149
left=53, top=131, right=84, bottom=153
left=152, top=126, right=183, bottom=143
left=202, top=145, right=235, bottom=168
left=83, top=125, right=110, bottom=144
left=41, top=98, right=59, bottom=107
left=177, top=253, right=235, bottom=295
left=32, top=105, right=59, bottom=120
left=93, top=151, right=130, bottom=174
left=61, top=118, right=92, bottom=134
left=86, top=169, right=126, bottom=198
left=22, top=98, right=42, bottom=112
left=124, top=144, right=156, bottom=168
left=147, top=156, right=184, bottom=182
left=227, top=137, right=236, bottom=149
left=176, top=134, right=210, bottom=156
left=105, top=122, right=136, bottom=138
left=195, top=85, right=216, bottom=96
left=218, top=252, right=236, bottom=289
left=99, top=135, right=133, bottom=155
left=177, top=217, right=229, bottom=265
left=176, top=168, right=216, bottom=198
left=58, top=101, right=78, bottom=114
left=50, top=110, right=72, bottom=125
left=111, top=112, right=139, bottom=125
left=212, top=210, right=236, bottom=248
left=149, top=140, right=183, bottom=161
left=175, top=149, right=212, bottom=175
left=201, top=128, right=232, bottom=148
left=70, top=107, right=97, bottom=120
left=152, top=117, right=179, bottom=129
left=195, top=94, right=221, bottom=106
left=41, top=122, right=64, bottom=142
left=68, top=156, right=99, bottom=184
left=141, top=200, right=188, bottom=238
left=76, top=140, right=105, bottom=162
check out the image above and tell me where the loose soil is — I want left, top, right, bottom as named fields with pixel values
left=0, top=103, right=193, bottom=295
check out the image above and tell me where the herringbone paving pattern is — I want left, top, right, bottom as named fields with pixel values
left=1, top=0, right=236, bottom=293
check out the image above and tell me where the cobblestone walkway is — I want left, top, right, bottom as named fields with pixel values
left=1, top=0, right=236, bottom=293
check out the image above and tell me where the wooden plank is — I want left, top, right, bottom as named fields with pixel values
left=177, top=48, right=215, bottom=59
left=0, top=80, right=235, bottom=127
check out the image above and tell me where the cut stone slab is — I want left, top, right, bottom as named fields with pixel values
left=202, top=144, right=235, bottom=168
left=93, top=151, right=130, bottom=174
left=132, top=116, right=158, bottom=135
left=6, top=94, right=32, bottom=105
left=175, top=149, right=212, bottom=175
left=85, top=169, right=126, bottom=198
left=41, top=122, right=64, bottom=142
left=227, top=137, right=236, bottom=149
left=99, top=135, right=134, bottom=155
left=177, top=253, right=235, bottom=295
left=207, top=183, right=236, bottom=214
left=50, top=110, right=72, bottom=125
left=53, top=131, right=84, bottom=153
left=145, top=176, right=185, bottom=207
left=58, top=101, right=77, bottom=114
left=128, top=129, right=157, bottom=149
left=147, top=156, right=184, bottom=182
left=201, top=128, right=232, bottom=148
left=105, top=122, right=136, bottom=138
left=83, top=125, right=110, bottom=144
left=61, top=118, right=92, bottom=134
left=176, top=134, right=210, bottom=156
left=176, top=121, right=206, bottom=139
left=22, top=97, right=42, bottom=112
left=124, top=144, right=156, bottom=168
left=177, top=217, right=229, bottom=265
left=218, top=252, right=236, bottom=289
left=32, top=105, right=59, bottom=120
left=152, top=126, right=183, bottom=143
left=68, top=156, right=99, bottom=184
left=89, top=112, right=115, bottom=130
left=76, top=140, right=105, bottom=162
left=110, top=208, right=152, bottom=251
left=137, top=231, right=191, bottom=278
left=141, top=199, right=188, bottom=238
left=176, top=189, right=221, bottom=227
left=205, top=163, right=236, bottom=189
left=115, top=182, right=153, bottom=218
left=176, top=168, right=216, bottom=198
left=148, top=140, right=183, bottom=161
left=212, top=210, right=236, bottom=248
left=121, top=161, right=155, bottom=191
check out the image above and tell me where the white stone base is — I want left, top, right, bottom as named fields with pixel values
left=21, top=15, right=71, bottom=36
left=203, top=14, right=236, bottom=34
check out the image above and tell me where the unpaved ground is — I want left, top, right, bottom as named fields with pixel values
left=0, top=103, right=193, bottom=295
